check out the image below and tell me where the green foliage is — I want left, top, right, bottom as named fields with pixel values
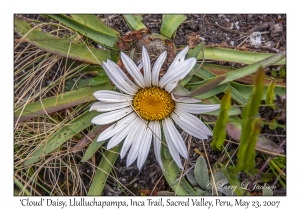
left=88, top=144, right=122, bottom=195
left=181, top=43, right=205, bottom=86
left=231, top=82, right=285, bottom=100
left=15, top=83, right=113, bottom=122
left=14, top=17, right=111, bottom=65
left=212, top=89, right=231, bottom=150
left=188, top=76, right=226, bottom=97
left=88, top=75, right=109, bottom=86
left=194, top=156, right=209, bottom=190
left=187, top=42, right=205, bottom=58
left=81, top=126, right=107, bottom=162
left=235, top=68, right=265, bottom=174
left=14, top=177, right=31, bottom=196
left=269, top=119, right=278, bottom=130
left=197, top=47, right=286, bottom=66
left=219, top=52, right=285, bottom=85
left=161, top=134, right=197, bottom=195
left=23, top=111, right=99, bottom=166
left=123, top=15, right=146, bottom=31
left=271, top=69, right=277, bottom=78
left=48, top=15, right=118, bottom=47
left=266, top=79, right=276, bottom=109
left=221, top=166, right=249, bottom=196
left=160, top=15, right=187, bottom=39
left=70, top=14, right=119, bottom=36
left=279, top=66, right=286, bottom=78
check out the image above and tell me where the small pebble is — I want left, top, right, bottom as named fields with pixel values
left=249, top=32, right=262, bottom=48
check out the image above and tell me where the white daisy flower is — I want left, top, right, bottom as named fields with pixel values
left=90, top=46, right=220, bottom=170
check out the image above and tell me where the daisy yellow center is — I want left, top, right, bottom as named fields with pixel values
left=133, top=87, right=175, bottom=121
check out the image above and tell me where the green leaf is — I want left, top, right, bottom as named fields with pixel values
left=188, top=76, right=226, bottom=97
left=229, top=85, right=248, bottom=105
left=219, top=51, right=286, bottom=85
left=185, top=169, right=200, bottom=187
left=180, top=64, right=199, bottom=86
left=204, top=107, right=241, bottom=116
left=271, top=69, right=277, bottom=78
left=205, top=97, right=284, bottom=156
left=262, top=188, right=273, bottom=196
left=81, top=126, right=107, bottom=162
left=123, top=15, right=146, bottom=31
left=194, top=156, right=210, bottom=190
left=212, top=89, right=231, bottom=150
left=189, top=52, right=285, bottom=89
left=23, top=111, right=98, bottom=166
left=161, top=136, right=196, bottom=195
left=221, top=166, right=248, bottom=196
left=88, top=75, right=109, bottom=86
left=70, top=14, right=119, bottom=36
left=195, top=65, right=221, bottom=79
left=187, top=42, right=205, bottom=59
left=279, top=66, right=286, bottom=78
left=266, top=79, right=276, bottom=109
left=48, top=15, right=118, bottom=48
left=14, top=17, right=111, bottom=65
left=231, top=82, right=286, bottom=100
left=160, top=15, right=187, bottom=39
left=194, top=188, right=206, bottom=196
left=197, top=47, right=286, bottom=65
left=64, top=77, right=94, bottom=91
left=14, top=177, right=31, bottom=196
left=202, top=63, right=283, bottom=85
left=193, top=83, right=230, bottom=99
left=14, top=83, right=113, bottom=122
left=236, top=68, right=265, bottom=174
left=88, top=144, right=122, bottom=195
left=269, top=119, right=278, bottom=130
left=243, top=119, right=262, bottom=169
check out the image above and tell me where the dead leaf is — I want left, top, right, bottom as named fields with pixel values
left=188, top=76, right=226, bottom=97
left=71, top=124, right=111, bottom=152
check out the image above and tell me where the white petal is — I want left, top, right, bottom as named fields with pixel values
left=137, top=62, right=143, bottom=70
left=103, top=62, right=137, bottom=95
left=168, top=46, right=189, bottom=70
left=126, top=123, right=147, bottom=167
left=165, top=82, right=178, bottom=93
left=171, top=109, right=212, bottom=139
left=159, top=58, right=196, bottom=91
left=91, top=107, right=133, bottom=125
left=121, top=52, right=146, bottom=88
left=176, top=103, right=220, bottom=114
left=162, top=119, right=183, bottom=169
left=171, top=94, right=202, bottom=103
left=149, top=121, right=163, bottom=168
left=90, top=101, right=131, bottom=112
left=107, top=117, right=139, bottom=149
left=163, top=117, right=188, bottom=158
left=142, top=46, right=151, bottom=87
left=137, top=125, right=152, bottom=169
left=93, top=90, right=133, bottom=102
left=152, top=51, right=167, bottom=87
left=96, top=113, right=137, bottom=142
left=107, top=60, right=139, bottom=90
left=120, top=119, right=144, bottom=159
